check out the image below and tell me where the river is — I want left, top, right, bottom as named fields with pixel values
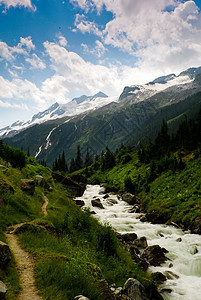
left=75, top=184, right=201, bottom=300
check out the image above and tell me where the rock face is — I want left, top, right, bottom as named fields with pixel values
left=122, top=278, right=149, bottom=300
left=141, top=245, right=169, bottom=266
left=52, top=172, right=85, bottom=196
left=0, top=281, right=7, bottom=299
left=91, top=198, right=104, bottom=209
left=0, top=241, right=12, bottom=267
left=121, top=193, right=137, bottom=205
left=20, top=179, right=35, bottom=195
left=35, top=175, right=52, bottom=191
left=189, top=217, right=201, bottom=234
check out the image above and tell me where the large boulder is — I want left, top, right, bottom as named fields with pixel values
left=0, top=241, right=12, bottom=267
left=116, top=232, right=137, bottom=243
left=52, top=172, right=85, bottom=196
left=91, top=198, right=104, bottom=209
left=189, top=217, right=201, bottom=234
left=141, top=245, right=169, bottom=267
left=121, top=278, right=149, bottom=300
left=70, top=174, right=87, bottom=190
left=20, top=179, right=35, bottom=195
left=0, top=281, right=7, bottom=299
left=35, top=175, right=52, bottom=191
left=121, top=193, right=137, bottom=205
left=145, top=211, right=166, bottom=224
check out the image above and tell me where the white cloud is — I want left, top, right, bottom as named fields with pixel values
left=71, top=0, right=201, bottom=78
left=82, top=40, right=107, bottom=57
left=19, top=36, right=35, bottom=51
left=43, top=40, right=123, bottom=96
left=0, top=37, right=36, bottom=62
left=26, top=53, right=46, bottom=69
left=0, top=41, right=14, bottom=61
left=0, top=0, right=36, bottom=11
left=74, top=14, right=102, bottom=37
left=57, top=35, right=68, bottom=47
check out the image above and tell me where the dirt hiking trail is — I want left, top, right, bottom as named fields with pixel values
left=5, top=195, right=49, bottom=299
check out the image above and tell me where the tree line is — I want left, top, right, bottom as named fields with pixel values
left=52, top=145, right=93, bottom=173
left=0, top=139, right=26, bottom=168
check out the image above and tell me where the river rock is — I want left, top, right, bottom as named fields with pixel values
left=35, top=175, right=52, bottom=191
left=0, top=281, right=7, bottom=299
left=152, top=272, right=167, bottom=283
left=20, top=179, right=35, bottom=195
left=74, top=296, right=89, bottom=300
left=74, top=199, right=85, bottom=207
left=190, top=245, right=198, bottom=255
left=103, top=194, right=109, bottom=199
left=121, top=278, right=149, bottom=300
left=133, top=236, right=148, bottom=249
left=145, top=211, right=166, bottom=224
left=141, top=245, right=169, bottom=267
left=189, top=217, right=201, bottom=234
left=107, top=199, right=118, bottom=206
left=52, top=172, right=85, bottom=196
left=128, top=246, right=148, bottom=271
left=0, top=241, right=12, bottom=267
left=121, top=193, right=137, bottom=205
left=163, top=271, right=179, bottom=280
left=116, top=232, right=137, bottom=243
left=91, top=198, right=104, bottom=209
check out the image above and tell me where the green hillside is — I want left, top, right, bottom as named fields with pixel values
left=84, top=111, right=201, bottom=230
left=0, top=144, right=158, bottom=299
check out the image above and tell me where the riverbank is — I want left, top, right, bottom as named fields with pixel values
left=87, top=150, right=201, bottom=234
left=76, top=185, right=201, bottom=300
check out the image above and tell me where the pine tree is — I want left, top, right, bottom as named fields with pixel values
left=70, top=158, right=76, bottom=173
left=84, top=147, right=93, bottom=167
left=75, top=145, right=83, bottom=170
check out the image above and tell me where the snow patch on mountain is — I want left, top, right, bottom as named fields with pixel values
left=0, top=92, right=117, bottom=138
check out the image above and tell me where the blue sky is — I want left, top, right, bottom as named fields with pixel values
left=1, top=0, right=201, bottom=128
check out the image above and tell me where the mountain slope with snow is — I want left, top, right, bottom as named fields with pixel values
left=0, top=92, right=117, bottom=138
left=2, top=66, right=201, bottom=166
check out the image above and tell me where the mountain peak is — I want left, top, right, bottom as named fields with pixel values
left=92, top=91, right=108, bottom=98
left=72, top=95, right=88, bottom=104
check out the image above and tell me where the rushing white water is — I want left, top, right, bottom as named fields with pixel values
left=75, top=185, right=201, bottom=300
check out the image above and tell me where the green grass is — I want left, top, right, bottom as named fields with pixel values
left=0, top=161, right=52, bottom=299
left=142, top=156, right=201, bottom=226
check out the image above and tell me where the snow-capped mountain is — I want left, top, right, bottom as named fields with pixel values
left=119, top=67, right=200, bottom=103
left=3, top=66, right=201, bottom=166
left=0, top=92, right=117, bottom=138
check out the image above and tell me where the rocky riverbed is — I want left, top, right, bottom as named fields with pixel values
left=75, top=185, right=201, bottom=300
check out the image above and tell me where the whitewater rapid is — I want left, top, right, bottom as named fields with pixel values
left=75, top=185, right=201, bottom=300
